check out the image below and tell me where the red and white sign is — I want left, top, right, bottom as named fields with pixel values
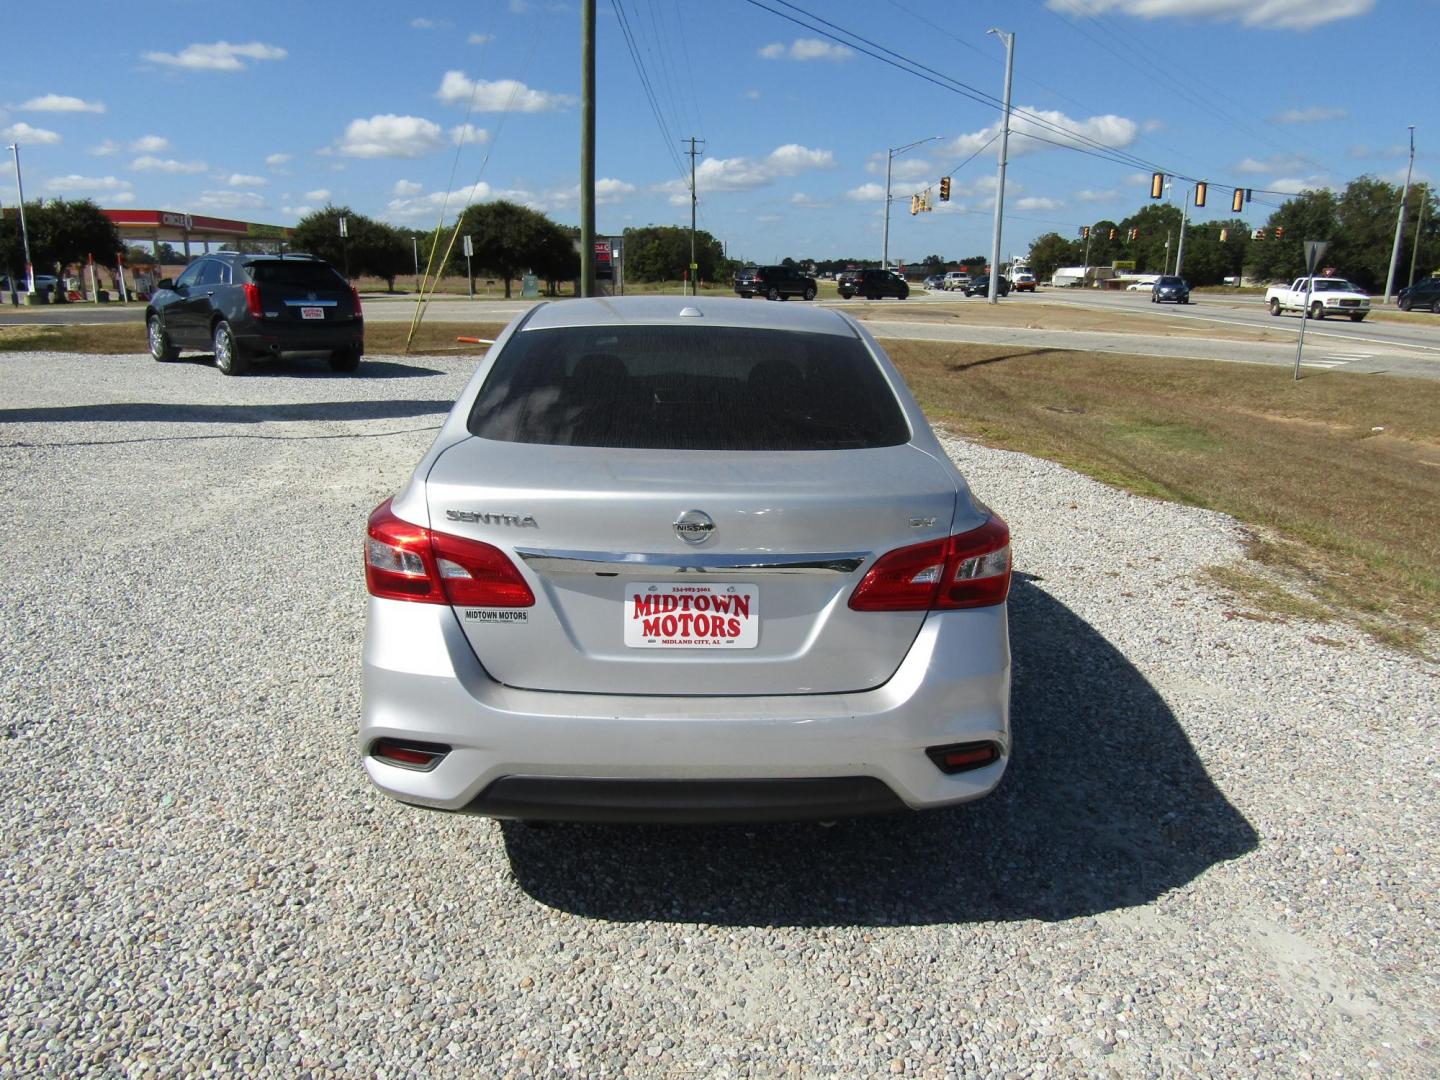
left=624, top=583, right=759, bottom=649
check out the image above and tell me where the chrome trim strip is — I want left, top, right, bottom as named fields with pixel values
left=514, top=547, right=868, bottom=577
left=282, top=299, right=339, bottom=306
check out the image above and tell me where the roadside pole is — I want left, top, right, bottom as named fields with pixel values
left=464, top=234, right=474, bottom=298
left=1293, top=240, right=1328, bottom=381
left=1174, top=187, right=1191, bottom=278
left=7, top=142, right=36, bottom=294
left=1382, top=126, right=1415, bottom=305
left=986, top=29, right=1014, bottom=305
left=339, top=215, right=349, bottom=281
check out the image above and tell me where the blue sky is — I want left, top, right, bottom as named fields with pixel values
left=0, top=0, right=1429, bottom=265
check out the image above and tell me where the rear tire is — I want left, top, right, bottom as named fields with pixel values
left=898, top=286, right=909, bottom=299
left=1432, top=298, right=1440, bottom=314
left=329, top=346, right=362, bottom=372
left=766, top=286, right=780, bottom=301
left=1268, top=298, right=1282, bottom=316
left=1309, top=302, right=1325, bottom=320
left=212, top=320, right=249, bottom=375
left=803, top=286, right=816, bottom=301
left=147, top=315, right=178, bottom=361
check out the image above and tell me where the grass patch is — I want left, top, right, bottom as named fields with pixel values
left=883, top=338, right=1440, bottom=650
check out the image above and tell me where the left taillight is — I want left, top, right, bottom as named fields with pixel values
left=243, top=282, right=263, bottom=319
left=849, top=515, right=1011, bottom=612
left=350, top=286, right=363, bottom=317
left=365, top=499, right=534, bottom=607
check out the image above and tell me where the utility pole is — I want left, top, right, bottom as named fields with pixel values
left=1408, top=183, right=1428, bottom=289
left=6, top=142, right=36, bottom=293
left=1174, top=185, right=1191, bottom=278
left=579, top=0, right=596, bottom=298
left=412, top=236, right=419, bottom=293
left=1384, top=125, right=1416, bottom=304
left=986, top=29, right=1014, bottom=304
left=881, top=135, right=942, bottom=271
left=684, top=137, right=704, bottom=296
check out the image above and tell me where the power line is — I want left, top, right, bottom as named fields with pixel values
left=611, top=0, right=690, bottom=182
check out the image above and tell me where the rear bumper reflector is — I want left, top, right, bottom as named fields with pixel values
left=370, top=738, right=450, bottom=771
left=925, top=741, right=1001, bottom=775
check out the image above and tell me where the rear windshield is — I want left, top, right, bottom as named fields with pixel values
left=1311, top=279, right=1359, bottom=292
left=467, top=325, right=911, bottom=451
left=245, top=261, right=345, bottom=288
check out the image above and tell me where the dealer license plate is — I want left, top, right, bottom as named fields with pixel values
left=300, top=306, right=325, bottom=320
left=623, top=582, right=759, bottom=649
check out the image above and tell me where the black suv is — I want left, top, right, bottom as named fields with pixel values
left=734, top=265, right=818, bottom=301
left=1397, top=277, right=1440, bottom=313
left=837, top=269, right=909, bottom=300
left=146, top=252, right=364, bottom=375
left=963, top=274, right=1010, bottom=297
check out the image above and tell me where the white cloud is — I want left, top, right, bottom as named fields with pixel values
left=411, top=17, right=439, bottom=28
left=143, top=41, right=288, bottom=72
left=1016, top=196, right=1064, bottom=211
left=131, top=134, right=171, bottom=153
left=657, top=144, right=834, bottom=204
left=435, top=71, right=577, bottom=112
left=265, top=152, right=291, bottom=167
left=46, top=174, right=133, bottom=195
left=1045, top=0, right=1372, bottom=30
left=1274, top=106, right=1348, bottom=123
left=192, top=189, right=267, bottom=212
left=450, top=123, right=490, bottom=146
left=790, top=192, right=828, bottom=208
left=393, top=179, right=424, bottom=196
left=281, top=205, right=314, bottom=219
left=335, top=114, right=445, bottom=158
left=467, top=32, right=493, bottom=44
left=89, top=139, right=121, bottom=156
left=304, top=188, right=332, bottom=201
left=131, top=155, right=207, bottom=174
left=1269, top=175, right=1332, bottom=195
left=384, top=184, right=494, bottom=224
left=847, top=183, right=888, bottom=202
left=1075, top=188, right=1120, bottom=202
left=595, top=177, right=635, bottom=204
left=758, top=38, right=854, bottom=61
left=1, top=122, right=61, bottom=145
left=1235, top=154, right=1313, bottom=175
left=228, top=173, right=266, bottom=187
left=1141, top=119, right=1166, bottom=133
left=866, top=155, right=934, bottom=181
left=18, top=94, right=105, bottom=114
left=744, top=89, right=761, bottom=101
left=945, top=106, right=1137, bottom=162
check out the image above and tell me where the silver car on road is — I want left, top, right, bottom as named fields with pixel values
left=362, top=296, right=1011, bottom=823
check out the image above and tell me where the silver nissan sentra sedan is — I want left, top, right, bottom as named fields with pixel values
left=361, top=296, right=1011, bottom=823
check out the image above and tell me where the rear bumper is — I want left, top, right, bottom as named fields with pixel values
left=360, top=598, right=1011, bottom=821
left=235, top=318, right=363, bottom=354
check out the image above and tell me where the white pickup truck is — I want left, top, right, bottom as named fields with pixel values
left=1265, top=277, right=1370, bottom=322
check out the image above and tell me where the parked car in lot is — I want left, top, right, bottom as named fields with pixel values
left=1151, top=276, right=1190, bottom=304
left=733, top=264, right=817, bottom=301
left=0, top=273, right=59, bottom=294
left=1396, top=277, right=1440, bottom=313
left=1012, top=272, right=1036, bottom=293
left=361, top=296, right=1012, bottom=823
left=1126, top=279, right=1158, bottom=291
left=146, top=252, right=363, bottom=374
left=1264, top=276, right=1368, bottom=321
left=838, top=269, right=910, bottom=300
left=964, top=274, right=1009, bottom=297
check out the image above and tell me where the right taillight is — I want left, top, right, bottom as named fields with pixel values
left=243, top=282, right=263, bottom=319
left=365, top=499, right=535, bottom=607
left=849, top=515, right=1011, bottom=611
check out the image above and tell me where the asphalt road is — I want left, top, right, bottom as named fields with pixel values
left=5, top=288, right=1438, bottom=379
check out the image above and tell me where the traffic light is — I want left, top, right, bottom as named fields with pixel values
left=1081, top=225, right=1090, bottom=239
left=1108, top=228, right=1117, bottom=240
left=1151, top=172, right=1164, bottom=199
left=1129, top=228, right=1138, bottom=241
left=1253, top=229, right=1266, bottom=241
left=910, top=194, right=920, bottom=216
left=1195, top=181, right=1207, bottom=207
left=1219, top=228, right=1229, bottom=243
left=1231, top=188, right=1244, bottom=213
left=1274, top=226, right=1284, bottom=240
left=939, top=176, right=951, bottom=201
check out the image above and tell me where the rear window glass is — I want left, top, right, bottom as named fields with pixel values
left=467, top=325, right=911, bottom=451
left=245, top=261, right=344, bottom=288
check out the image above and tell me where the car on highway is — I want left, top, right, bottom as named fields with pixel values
left=1012, top=272, right=1036, bottom=293
left=838, top=269, right=910, bottom=300
left=1125, top=279, right=1158, bottom=291
left=941, top=271, right=971, bottom=291
left=146, top=252, right=363, bottom=375
left=733, top=265, right=818, bottom=301
left=964, top=275, right=1010, bottom=297
left=1265, top=277, right=1367, bottom=321
left=924, top=274, right=945, bottom=291
left=1151, top=276, right=1190, bottom=304
left=1397, top=277, right=1440, bottom=313
left=361, top=295, right=1012, bottom=823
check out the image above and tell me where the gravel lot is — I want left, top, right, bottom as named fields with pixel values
left=2, top=348, right=1436, bottom=1078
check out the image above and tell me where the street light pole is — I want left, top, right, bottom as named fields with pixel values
left=1175, top=185, right=1191, bottom=278
left=1383, top=125, right=1416, bottom=304
left=986, top=28, right=1015, bottom=305
left=881, top=135, right=943, bottom=270
left=7, top=143, right=36, bottom=293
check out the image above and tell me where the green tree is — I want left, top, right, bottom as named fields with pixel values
left=1026, top=233, right=1080, bottom=282
left=1119, top=203, right=1183, bottom=274
left=293, top=206, right=413, bottom=290
left=0, top=199, right=122, bottom=282
left=456, top=200, right=574, bottom=298
left=621, top=224, right=725, bottom=284
left=1247, top=189, right=1339, bottom=283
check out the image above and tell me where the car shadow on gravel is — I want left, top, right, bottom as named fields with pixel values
left=180, top=354, right=445, bottom=378
left=500, top=577, right=1259, bottom=926
left=0, top=400, right=455, bottom=425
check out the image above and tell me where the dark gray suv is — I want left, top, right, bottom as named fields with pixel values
left=734, top=265, right=818, bottom=301
left=146, top=252, right=364, bottom=375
